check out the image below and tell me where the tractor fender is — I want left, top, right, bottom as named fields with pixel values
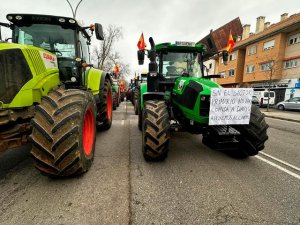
left=100, top=72, right=113, bottom=91
left=142, top=92, right=165, bottom=108
left=86, top=68, right=112, bottom=104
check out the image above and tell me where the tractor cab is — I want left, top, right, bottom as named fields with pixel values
left=6, top=14, right=104, bottom=87
left=156, top=42, right=205, bottom=80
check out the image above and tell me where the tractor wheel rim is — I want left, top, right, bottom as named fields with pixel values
left=107, top=89, right=112, bottom=121
left=83, top=107, right=95, bottom=157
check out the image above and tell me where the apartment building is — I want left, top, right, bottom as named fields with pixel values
left=214, top=13, right=300, bottom=102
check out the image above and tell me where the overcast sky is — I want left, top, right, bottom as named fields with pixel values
left=1, top=0, right=300, bottom=78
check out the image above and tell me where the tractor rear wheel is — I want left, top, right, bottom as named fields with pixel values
left=142, top=100, right=170, bottom=161
left=97, top=78, right=113, bottom=130
left=30, top=87, right=97, bottom=177
left=231, top=105, right=269, bottom=158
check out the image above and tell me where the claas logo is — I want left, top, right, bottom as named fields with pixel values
left=43, top=53, right=56, bottom=61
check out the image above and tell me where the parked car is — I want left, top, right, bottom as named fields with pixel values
left=276, top=97, right=300, bottom=110
left=252, top=96, right=260, bottom=107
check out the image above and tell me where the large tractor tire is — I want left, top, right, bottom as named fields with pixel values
left=138, top=92, right=142, bottom=131
left=134, top=88, right=139, bottom=115
left=30, top=87, right=97, bottom=177
left=230, top=105, right=269, bottom=158
left=97, top=79, right=113, bottom=130
left=142, top=100, right=170, bottom=161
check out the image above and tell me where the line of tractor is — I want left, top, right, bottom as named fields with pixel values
left=0, top=13, right=269, bottom=177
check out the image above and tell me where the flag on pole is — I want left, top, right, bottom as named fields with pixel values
left=226, top=31, right=235, bottom=53
left=137, top=33, right=146, bottom=50
left=114, top=64, right=119, bottom=74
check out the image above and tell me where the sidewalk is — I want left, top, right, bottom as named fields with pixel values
left=260, top=107, right=300, bottom=123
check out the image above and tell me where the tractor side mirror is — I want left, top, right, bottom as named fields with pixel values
left=95, top=23, right=104, bottom=40
left=137, top=50, right=145, bottom=65
left=222, top=50, right=229, bottom=65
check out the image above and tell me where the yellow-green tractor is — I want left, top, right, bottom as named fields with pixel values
left=0, top=14, right=113, bottom=177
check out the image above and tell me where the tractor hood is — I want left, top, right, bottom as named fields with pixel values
left=172, top=77, right=221, bottom=123
left=0, top=43, right=59, bottom=108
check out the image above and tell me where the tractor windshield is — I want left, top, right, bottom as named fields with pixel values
left=13, top=24, right=76, bottom=58
left=161, top=52, right=203, bottom=78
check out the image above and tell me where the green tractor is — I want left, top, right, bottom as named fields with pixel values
left=0, top=14, right=113, bottom=176
left=133, top=72, right=147, bottom=115
left=137, top=37, right=268, bottom=161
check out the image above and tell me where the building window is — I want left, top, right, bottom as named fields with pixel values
left=263, top=40, right=275, bottom=50
left=219, top=71, right=226, bottom=78
left=228, top=69, right=235, bottom=76
left=209, top=63, right=212, bottom=69
left=246, top=65, right=255, bottom=73
left=229, top=52, right=236, bottom=61
left=288, top=33, right=300, bottom=45
left=248, top=45, right=257, bottom=55
left=284, top=59, right=299, bottom=69
left=260, top=61, right=274, bottom=71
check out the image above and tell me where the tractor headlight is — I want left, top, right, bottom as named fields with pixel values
left=200, top=96, right=206, bottom=101
left=69, top=19, right=76, bottom=24
left=7, top=16, right=13, bottom=21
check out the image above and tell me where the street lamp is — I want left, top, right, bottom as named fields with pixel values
left=65, top=0, right=83, bottom=19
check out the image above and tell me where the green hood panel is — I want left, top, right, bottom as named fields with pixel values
left=172, top=77, right=221, bottom=123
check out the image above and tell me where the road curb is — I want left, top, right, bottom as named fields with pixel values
left=264, top=114, right=300, bottom=123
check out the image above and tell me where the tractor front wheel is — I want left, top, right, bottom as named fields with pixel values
left=30, top=87, right=96, bottom=177
left=231, top=105, right=269, bottom=158
left=142, top=100, right=170, bottom=161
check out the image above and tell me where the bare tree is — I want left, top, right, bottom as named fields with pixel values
left=93, top=25, right=123, bottom=70
left=258, top=59, right=281, bottom=112
left=92, top=25, right=130, bottom=79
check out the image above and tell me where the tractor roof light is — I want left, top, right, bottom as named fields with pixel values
left=15, top=15, right=23, bottom=20
left=69, top=19, right=76, bottom=24
left=58, top=18, right=66, bottom=23
left=7, top=16, right=13, bottom=21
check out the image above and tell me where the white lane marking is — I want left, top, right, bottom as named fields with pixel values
left=121, top=120, right=125, bottom=125
left=259, top=152, right=300, bottom=172
left=255, top=155, right=300, bottom=180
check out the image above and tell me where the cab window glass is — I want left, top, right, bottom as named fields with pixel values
left=79, top=32, right=89, bottom=63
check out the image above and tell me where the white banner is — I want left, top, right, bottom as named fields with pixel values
left=209, top=88, right=253, bottom=125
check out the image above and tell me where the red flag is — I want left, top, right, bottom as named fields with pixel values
left=137, top=33, right=146, bottom=50
left=114, top=64, right=119, bottom=74
left=226, top=32, right=235, bottom=53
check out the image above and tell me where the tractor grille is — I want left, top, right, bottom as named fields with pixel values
left=199, top=95, right=210, bottom=117
left=0, top=49, right=32, bottom=104
left=26, top=49, right=46, bottom=75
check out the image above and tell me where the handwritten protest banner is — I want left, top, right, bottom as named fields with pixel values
left=209, top=88, right=254, bottom=125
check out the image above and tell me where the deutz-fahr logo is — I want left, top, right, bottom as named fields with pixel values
left=178, top=80, right=185, bottom=91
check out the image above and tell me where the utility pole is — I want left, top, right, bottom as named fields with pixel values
left=66, top=0, right=83, bottom=19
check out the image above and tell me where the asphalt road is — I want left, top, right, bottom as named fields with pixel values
left=0, top=102, right=299, bottom=225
